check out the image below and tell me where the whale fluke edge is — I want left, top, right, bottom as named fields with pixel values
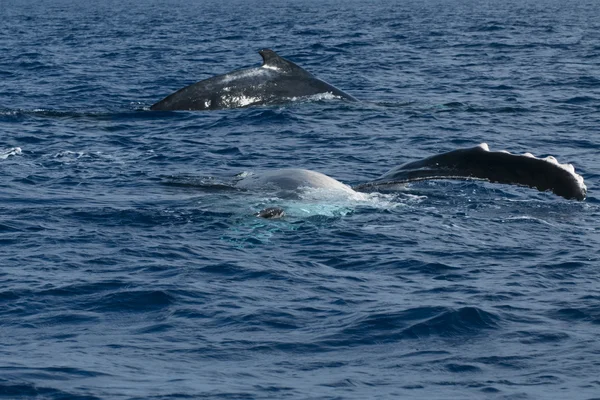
left=353, top=143, right=586, bottom=201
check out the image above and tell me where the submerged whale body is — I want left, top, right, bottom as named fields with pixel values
left=236, top=169, right=355, bottom=195
left=236, top=144, right=586, bottom=217
left=150, top=49, right=357, bottom=111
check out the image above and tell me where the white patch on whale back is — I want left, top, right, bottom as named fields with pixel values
left=221, top=95, right=262, bottom=107
left=217, top=68, right=271, bottom=85
left=218, top=91, right=344, bottom=108
left=476, top=142, right=587, bottom=195
left=562, top=163, right=576, bottom=174
left=261, top=64, right=281, bottom=71
left=0, top=147, right=22, bottom=160
left=287, top=92, right=345, bottom=103
left=477, top=143, right=490, bottom=151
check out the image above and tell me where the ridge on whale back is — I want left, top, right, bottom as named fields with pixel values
left=150, top=49, right=357, bottom=111
left=235, top=143, right=587, bottom=218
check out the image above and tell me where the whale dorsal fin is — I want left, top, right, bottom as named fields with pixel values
left=258, top=49, right=312, bottom=75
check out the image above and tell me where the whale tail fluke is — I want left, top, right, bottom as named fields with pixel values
left=354, top=143, right=586, bottom=201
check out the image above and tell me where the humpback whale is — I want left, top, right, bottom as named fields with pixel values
left=150, top=49, right=357, bottom=111
left=234, top=144, right=586, bottom=217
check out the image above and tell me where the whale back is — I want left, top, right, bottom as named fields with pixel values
left=235, top=169, right=355, bottom=194
left=150, top=49, right=357, bottom=111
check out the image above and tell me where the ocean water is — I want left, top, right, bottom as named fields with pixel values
left=1, top=0, right=600, bottom=398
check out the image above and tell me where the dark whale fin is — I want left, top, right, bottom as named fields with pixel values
left=353, top=143, right=587, bottom=201
left=256, top=207, right=286, bottom=219
left=258, top=49, right=312, bottom=76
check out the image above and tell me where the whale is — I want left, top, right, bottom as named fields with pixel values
left=232, top=144, right=586, bottom=217
left=150, top=49, right=357, bottom=111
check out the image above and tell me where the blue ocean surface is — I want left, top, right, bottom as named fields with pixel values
left=1, top=0, right=600, bottom=398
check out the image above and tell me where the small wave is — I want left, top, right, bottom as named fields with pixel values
left=235, top=107, right=301, bottom=125
left=488, top=84, right=515, bottom=90
left=93, top=290, right=175, bottom=312
left=32, top=312, right=101, bottom=326
left=445, top=363, right=482, bottom=373
left=400, top=307, right=500, bottom=338
left=133, top=323, right=174, bottom=334
left=322, top=306, right=499, bottom=347
left=403, top=259, right=461, bottom=275
left=161, top=174, right=237, bottom=192
left=209, top=146, right=244, bottom=156
left=441, top=101, right=467, bottom=108
left=501, top=215, right=557, bottom=227
left=507, top=330, right=570, bottom=344
left=0, top=381, right=102, bottom=400
left=71, top=206, right=214, bottom=228
left=0, top=107, right=165, bottom=122
left=563, top=96, right=597, bottom=105
left=549, top=306, right=600, bottom=324
left=46, top=149, right=126, bottom=167
left=470, top=22, right=506, bottom=32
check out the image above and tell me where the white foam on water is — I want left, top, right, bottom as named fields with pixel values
left=253, top=188, right=407, bottom=218
left=54, top=150, right=85, bottom=158
left=0, top=147, right=22, bottom=160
